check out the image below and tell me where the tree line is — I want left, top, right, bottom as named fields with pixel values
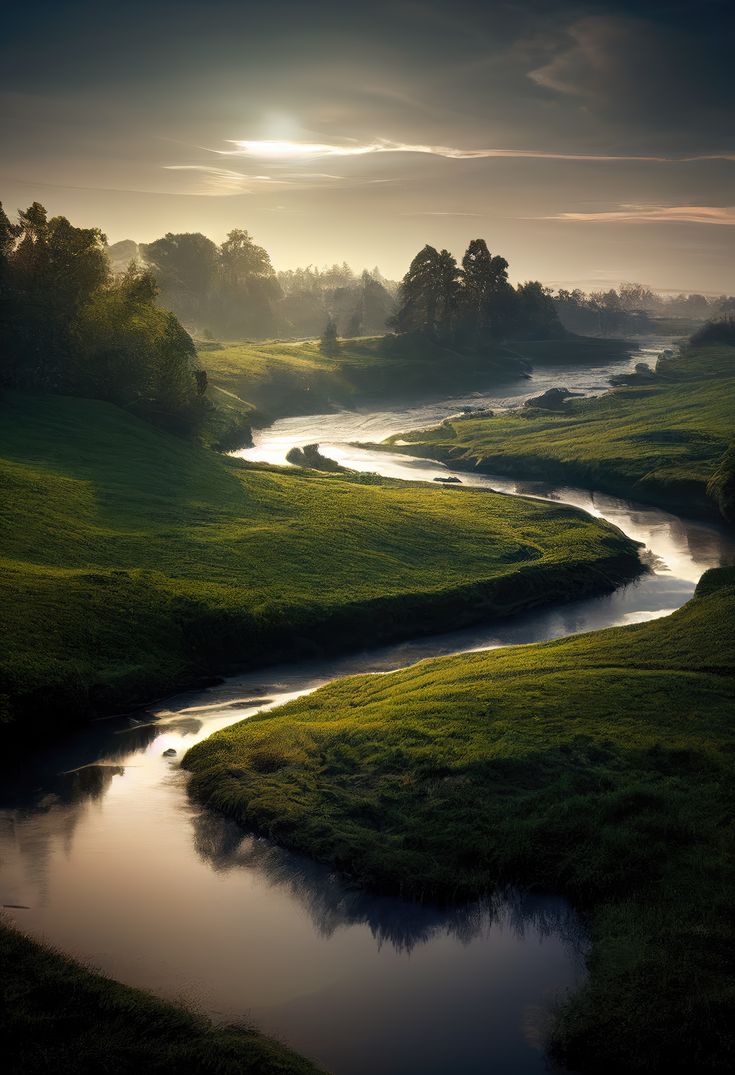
left=554, top=283, right=735, bottom=337
left=389, top=240, right=563, bottom=345
left=109, top=237, right=396, bottom=340
left=0, top=203, right=206, bottom=431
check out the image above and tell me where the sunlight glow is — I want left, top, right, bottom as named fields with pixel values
left=220, top=139, right=735, bottom=164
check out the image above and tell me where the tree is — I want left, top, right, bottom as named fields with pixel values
left=359, top=270, right=394, bottom=333
left=0, top=203, right=205, bottom=432
left=390, top=245, right=460, bottom=337
left=460, top=239, right=511, bottom=341
left=141, top=232, right=219, bottom=320
left=514, top=281, right=564, bottom=339
left=1, top=202, right=108, bottom=389
left=320, top=316, right=339, bottom=356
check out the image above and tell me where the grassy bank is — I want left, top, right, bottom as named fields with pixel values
left=0, top=921, right=323, bottom=1074
left=202, top=335, right=534, bottom=425
left=382, top=344, right=735, bottom=519
left=184, top=566, right=735, bottom=1073
left=0, top=392, right=640, bottom=740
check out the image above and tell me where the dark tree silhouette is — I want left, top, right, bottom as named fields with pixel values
left=320, top=315, right=340, bottom=355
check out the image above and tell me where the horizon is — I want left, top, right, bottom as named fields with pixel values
left=1, top=0, right=733, bottom=293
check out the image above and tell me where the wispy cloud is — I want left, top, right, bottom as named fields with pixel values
left=544, top=205, right=735, bottom=225
left=401, top=210, right=482, bottom=217
left=216, top=138, right=735, bottom=164
left=162, top=164, right=354, bottom=196
left=162, top=165, right=283, bottom=196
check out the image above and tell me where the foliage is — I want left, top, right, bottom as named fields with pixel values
left=276, top=265, right=396, bottom=337
left=689, top=314, right=735, bottom=348
left=202, top=335, right=535, bottom=423
left=0, top=922, right=323, bottom=1074
left=0, top=202, right=204, bottom=431
left=0, top=391, right=640, bottom=738
left=184, top=567, right=735, bottom=1074
left=390, top=239, right=565, bottom=345
left=142, top=228, right=282, bottom=338
left=385, top=344, right=735, bottom=518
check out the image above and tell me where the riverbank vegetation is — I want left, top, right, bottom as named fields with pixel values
left=203, top=334, right=533, bottom=425
left=383, top=342, right=735, bottom=519
left=0, top=391, right=640, bottom=741
left=0, top=921, right=322, bottom=1074
left=184, top=566, right=735, bottom=1074
left=0, top=202, right=206, bottom=434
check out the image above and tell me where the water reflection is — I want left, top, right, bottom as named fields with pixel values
left=191, top=810, right=586, bottom=955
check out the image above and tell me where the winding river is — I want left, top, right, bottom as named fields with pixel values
left=2, top=341, right=734, bottom=1075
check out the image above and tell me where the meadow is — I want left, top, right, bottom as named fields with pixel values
left=201, top=332, right=632, bottom=432
left=0, top=392, right=639, bottom=740
left=184, top=565, right=735, bottom=1074
left=201, top=334, right=537, bottom=426
left=384, top=344, right=735, bottom=519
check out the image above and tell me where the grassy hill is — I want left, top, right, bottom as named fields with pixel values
left=184, top=566, right=735, bottom=1074
left=202, top=335, right=634, bottom=428
left=201, top=335, right=535, bottom=425
left=383, top=345, right=735, bottom=518
left=0, top=392, right=640, bottom=740
left=0, top=922, right=323, bottom=1074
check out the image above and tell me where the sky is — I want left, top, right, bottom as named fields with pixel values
left=1, top=0, right=733, bottom=291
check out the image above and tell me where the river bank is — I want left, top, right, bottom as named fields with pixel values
left=184, top=565, right=735, bottom=1072
left=0, top=391, right=641, bottom=746
left=202, top=334, right=633, bottom=431
left=378, top=344, right=735, bottom=521
left=3, top=340, right=732, bottom=1075
left=0, top=922, right=323, bottom=1075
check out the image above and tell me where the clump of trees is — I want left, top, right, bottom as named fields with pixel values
left=276, top=264, right=396, bottom=338
left=389, top=240, right=564, bottom=345
left=141, top=228, right=282, bottom=338
left=132, top=237, right=397, bottom=340
left=0, top=202, right=205, bottom=431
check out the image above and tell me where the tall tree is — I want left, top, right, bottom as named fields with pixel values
left=460, top=239, right=511, bottom=340
left=1, top=203, right=108, bottom=388
left=391, top=245, right=460, bottom=336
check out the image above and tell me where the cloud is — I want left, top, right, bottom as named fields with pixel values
left=217, top=138, right=734, bottom=164
left=528, top=13, right=734, bottom=145
left=401, top=210, right=482, bottom=217
left=161, top=165, right=283, bottom=196
left=544, top=205, right=735, bottom=226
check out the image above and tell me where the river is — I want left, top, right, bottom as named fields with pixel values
left=2, top=340, right=733, bottom=1075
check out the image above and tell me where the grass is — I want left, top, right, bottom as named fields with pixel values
left=0, top=392, right=640, bottom=739
left=201, top=335, right=561, bottom=423
left=0, top=921, right=323, bottom=1074
left=184, top=565, right=735, bottom=1074
left=383, top=344, right=735, bottom=518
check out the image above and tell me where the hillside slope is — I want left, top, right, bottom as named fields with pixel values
left=185, top=567, right=735, bottom=1073
left=0, top=393, right=640, bottom=740
left=384, top=345, right=735, bottom=518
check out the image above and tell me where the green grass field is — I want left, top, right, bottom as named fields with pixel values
left=184, top=565, right=735, bottom=1074
left=202, top=335, right=633, bottom=426
left=201, top=335, right=543, bottom=424
left=0, top=392, right=639, bottom=739
left=384, top=345, right=735, bottom=518
left=0, top=922, right=323, bottom=1074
